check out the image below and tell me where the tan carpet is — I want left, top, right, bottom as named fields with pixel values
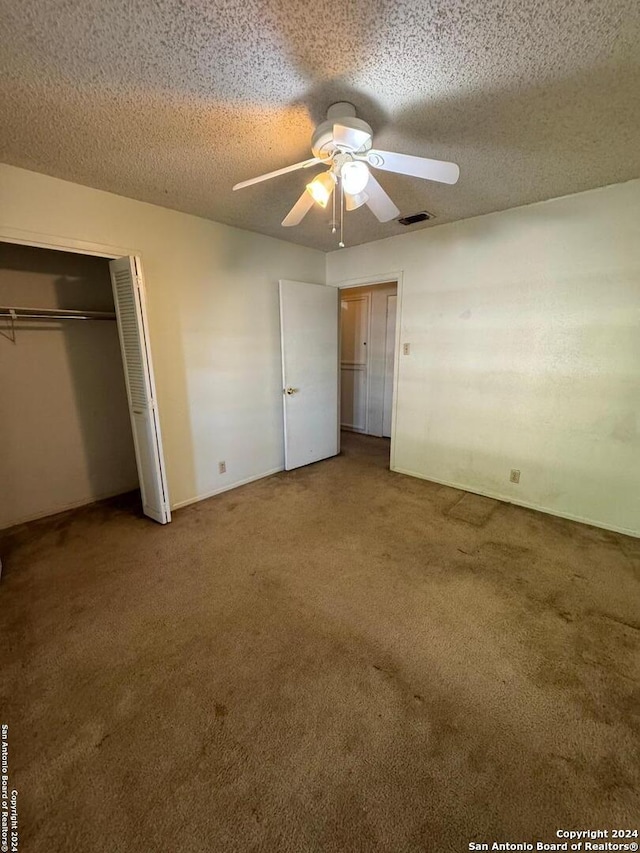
left=1, top=432, right=639, bottom=852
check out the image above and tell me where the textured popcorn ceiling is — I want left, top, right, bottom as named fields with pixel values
left=1, top=0, right=639, bottom=251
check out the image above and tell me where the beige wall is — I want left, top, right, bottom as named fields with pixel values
left=0, top=164, right=326, bottom=512
left=328, top=180, right=640, bottom=536
left=0, top=243, right=138, bottom=527
left=3, top=164, right=638, bottom=537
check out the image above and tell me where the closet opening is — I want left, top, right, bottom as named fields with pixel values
left=0, top=241, right=170, bottom=531
left=339, top=280, right=398, bottom=465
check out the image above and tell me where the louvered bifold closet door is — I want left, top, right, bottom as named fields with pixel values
left=109, top=256, right=170, bottom=524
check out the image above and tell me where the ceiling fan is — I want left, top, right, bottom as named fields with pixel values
left=233, top=102, right=460, bottom=240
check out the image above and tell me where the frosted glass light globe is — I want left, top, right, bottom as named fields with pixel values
left=341, top=160, right=370, bottom=195
left=305, top=172, right=336, bottom=208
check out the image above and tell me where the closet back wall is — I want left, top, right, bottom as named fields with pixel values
left=0, top=243, right=138, bottom=528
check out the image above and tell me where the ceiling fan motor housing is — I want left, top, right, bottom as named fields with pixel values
left=311, top=103, right=373, bottom=159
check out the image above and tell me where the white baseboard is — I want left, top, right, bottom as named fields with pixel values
left=392, top=466, right=639, bottom=539
left=171, top=466, right=285, bottom=511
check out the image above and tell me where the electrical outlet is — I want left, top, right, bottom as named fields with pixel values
left=510, top=469, right=520, bottom=484
left=219, top=461, right=226, bottom=474
left=403, top=342, right=411, bottom=356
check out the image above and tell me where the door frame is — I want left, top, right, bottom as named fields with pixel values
left=0, top=225, right=171, bottom=517
left=335, top=271, right=404, bottom=470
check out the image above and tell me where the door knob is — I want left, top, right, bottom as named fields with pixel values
left=285, top=387, right=298, bottom=395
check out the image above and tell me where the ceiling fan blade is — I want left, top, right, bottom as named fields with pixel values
left=333, top=123, right=371, bottom=152
left=282, top=190, right=315, bottom=227
left=233, top=157, right=322, bottom=191
left=364, top=173, right=400, bottom=222
left=365, top=149, right=460, bottom=185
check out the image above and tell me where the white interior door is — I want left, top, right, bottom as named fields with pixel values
left=109, top=256, right=171, bottom=523
left=279, top=280, right=339, bottom=470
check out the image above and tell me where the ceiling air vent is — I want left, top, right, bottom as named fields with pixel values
left=398, top=211, right=435, bottom=226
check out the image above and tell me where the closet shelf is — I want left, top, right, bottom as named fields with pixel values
left=0, top=306, right=116, bottom=321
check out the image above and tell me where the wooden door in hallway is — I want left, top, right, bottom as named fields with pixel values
left=340, top=292, right=370, bottom=432
left=340, top=282, right=397, bottom=438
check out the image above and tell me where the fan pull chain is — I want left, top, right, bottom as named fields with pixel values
left=331, top=183, right=336, bottom=234
left=339, top=178, right=345, bottom=248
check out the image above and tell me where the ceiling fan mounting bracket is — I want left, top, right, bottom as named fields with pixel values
left=326, top=102, right=357, bottom=120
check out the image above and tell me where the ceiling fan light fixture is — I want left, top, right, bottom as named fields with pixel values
left=306, top=172, right=336, bottom=208
left=235, top=104, right=459, bottom=240
left=340, top=160, right=369, bottom=196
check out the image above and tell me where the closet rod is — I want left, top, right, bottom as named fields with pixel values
left=0, top=306, right=116, bottom=321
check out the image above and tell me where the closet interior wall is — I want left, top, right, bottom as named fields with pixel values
left=0, top=243, right=138, bottom=529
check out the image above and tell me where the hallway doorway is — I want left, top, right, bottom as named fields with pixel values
left=339, top=281, right=398, bottom=447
